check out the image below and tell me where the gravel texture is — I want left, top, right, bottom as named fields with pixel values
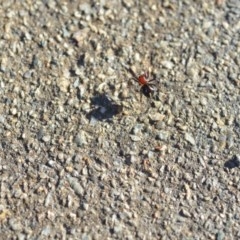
left=0, top=0, right=240, bottom=239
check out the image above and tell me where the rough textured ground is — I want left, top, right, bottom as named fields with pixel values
left=0, top=0, right=239, bottom=239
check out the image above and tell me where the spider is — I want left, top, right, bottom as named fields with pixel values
left=129, top=68, right=157, bottom=99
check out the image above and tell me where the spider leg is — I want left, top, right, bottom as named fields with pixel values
left=148, top=78, right=157, bottom=83
left=146, top=80, right=157, bottom=91
left=144, top=71, right=149, bottom=79
left=149, top=85, right=157, bottom=92
left=129, top=77, right=139, bottom=83
left=140, top=86, right=143, bottom=102
left=128, top=68, right=139, bottom=79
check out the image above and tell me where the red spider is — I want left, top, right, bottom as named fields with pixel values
left=129, top=68, right=157, bottom=99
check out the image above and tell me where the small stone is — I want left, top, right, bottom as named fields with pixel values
left=143, top=22, right=152, bottom=30
left=65, top=165, right=74, bottom=173
left=131, top=124, right=143, bottom=135
left=76, top=130, right=89, bottom=146
left=82, top=166, right=88, bottom=175
left=218, top=135, right=226, bottom=150
left=13, top=189, right=22, bottom=198
left=23, top=70, right=32, bottom=79
left=122, top=0, right=134, bottom=8
left=130, top=135, right=141, bottom=142
left=72, top=29, right=89, bottom=46
left=184, top=183, right=191, bottom=200
left=42, top=135, right=51, bottom=142
left=16, top=233, right=25, bottom=240
left=67, top=176, right=84, bottom=196
left=9, top=218, right=22, bottom=231
left=41, top=225, right=51, bottom=236
left=184, top=133, right=196, bottom=145
left=31, top=55, right=40, bottom=68
left=113, top=223, right=123, bottom=233
left=82, top=203, right=89, bottom=211
left=0, top=209, right=11, bottom=222
left=180, top=209, right=191, bottom=218
left=58, top=152, right=64, bottom=161
left=10, top=108, right=17, bottom=115
left=57, top=77, right=70, bottom=93
left=0, top=57, right=7, bottom=72
left=186, top=63, right=199, bottom=79
left=47, top=160, right=56, bottom=168
left=216, top=231, right=225, bottom=240
left=176, top=123, right=188, bottom=131
left=156, top=131, right=169, bottom=141
left=134, top=52, right=141, bottom=62
left=78, top=85, right=85, bottom=98
left=149, top=113, right=165, bottom=122
left=79, top=3, right=92, bottom=14
left=45, top=192, right=53, bottom=207
left=200, top=97, right=208, bottom=106
left=161, top=60, right=174, bottom=69
left=147, top=151, right=154, bottom=159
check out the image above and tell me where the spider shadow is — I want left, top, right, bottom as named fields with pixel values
left=224, top=155, right=240, bottom=169
left=86, top=94, right=122, bottom=122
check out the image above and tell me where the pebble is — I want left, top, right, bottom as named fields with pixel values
left=58, top=77, right=70, bottom=93
left=45, top=192, right=53, bottom=207
left=17, top=233, right=26, bottom=240
left=79, top=3, right=92, bottom=14
left=72, top=28, right=89, bottom=46
left=131, top=124, right=143, bottom=135
left=134, top=52, right=141, bottom=62
left=184, top=132, right=196, bottom=145
left=31, top=55, right=40, bottom=68
left=156, top=131, right=169, bottom=141
left=113, top=224, right=123, bottom=233
left=42, top=135, right=51, bottom=142
left=149, top=113, right=165, bottom=122
left=74, top=131, right=88, bottom=146
left=10, top=108, right=17, bottom=115
left=23, top=70, right=32, bottom=79
left=67, top=176, right=84, bottom=196
left=180, top=209, right=191, bottom=218
left=0, top=57, right=7, bottom=72
left=41, top=225, right=52, bottom=236
left=161, top=60, right=174, bottom=69
left=216, top=231, right=225, bottom=240
left=9, top=218, right=22, bottom=231
left=130, top=135, right=141, bottom=142
left=82, top=203, right=89, bottom=211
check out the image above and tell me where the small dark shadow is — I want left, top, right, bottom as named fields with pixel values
left=87, top=94, right=122, bottom=122
left=77, top=54, right=85, bottom=67
left=224, top=155, right=240, bottom=169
